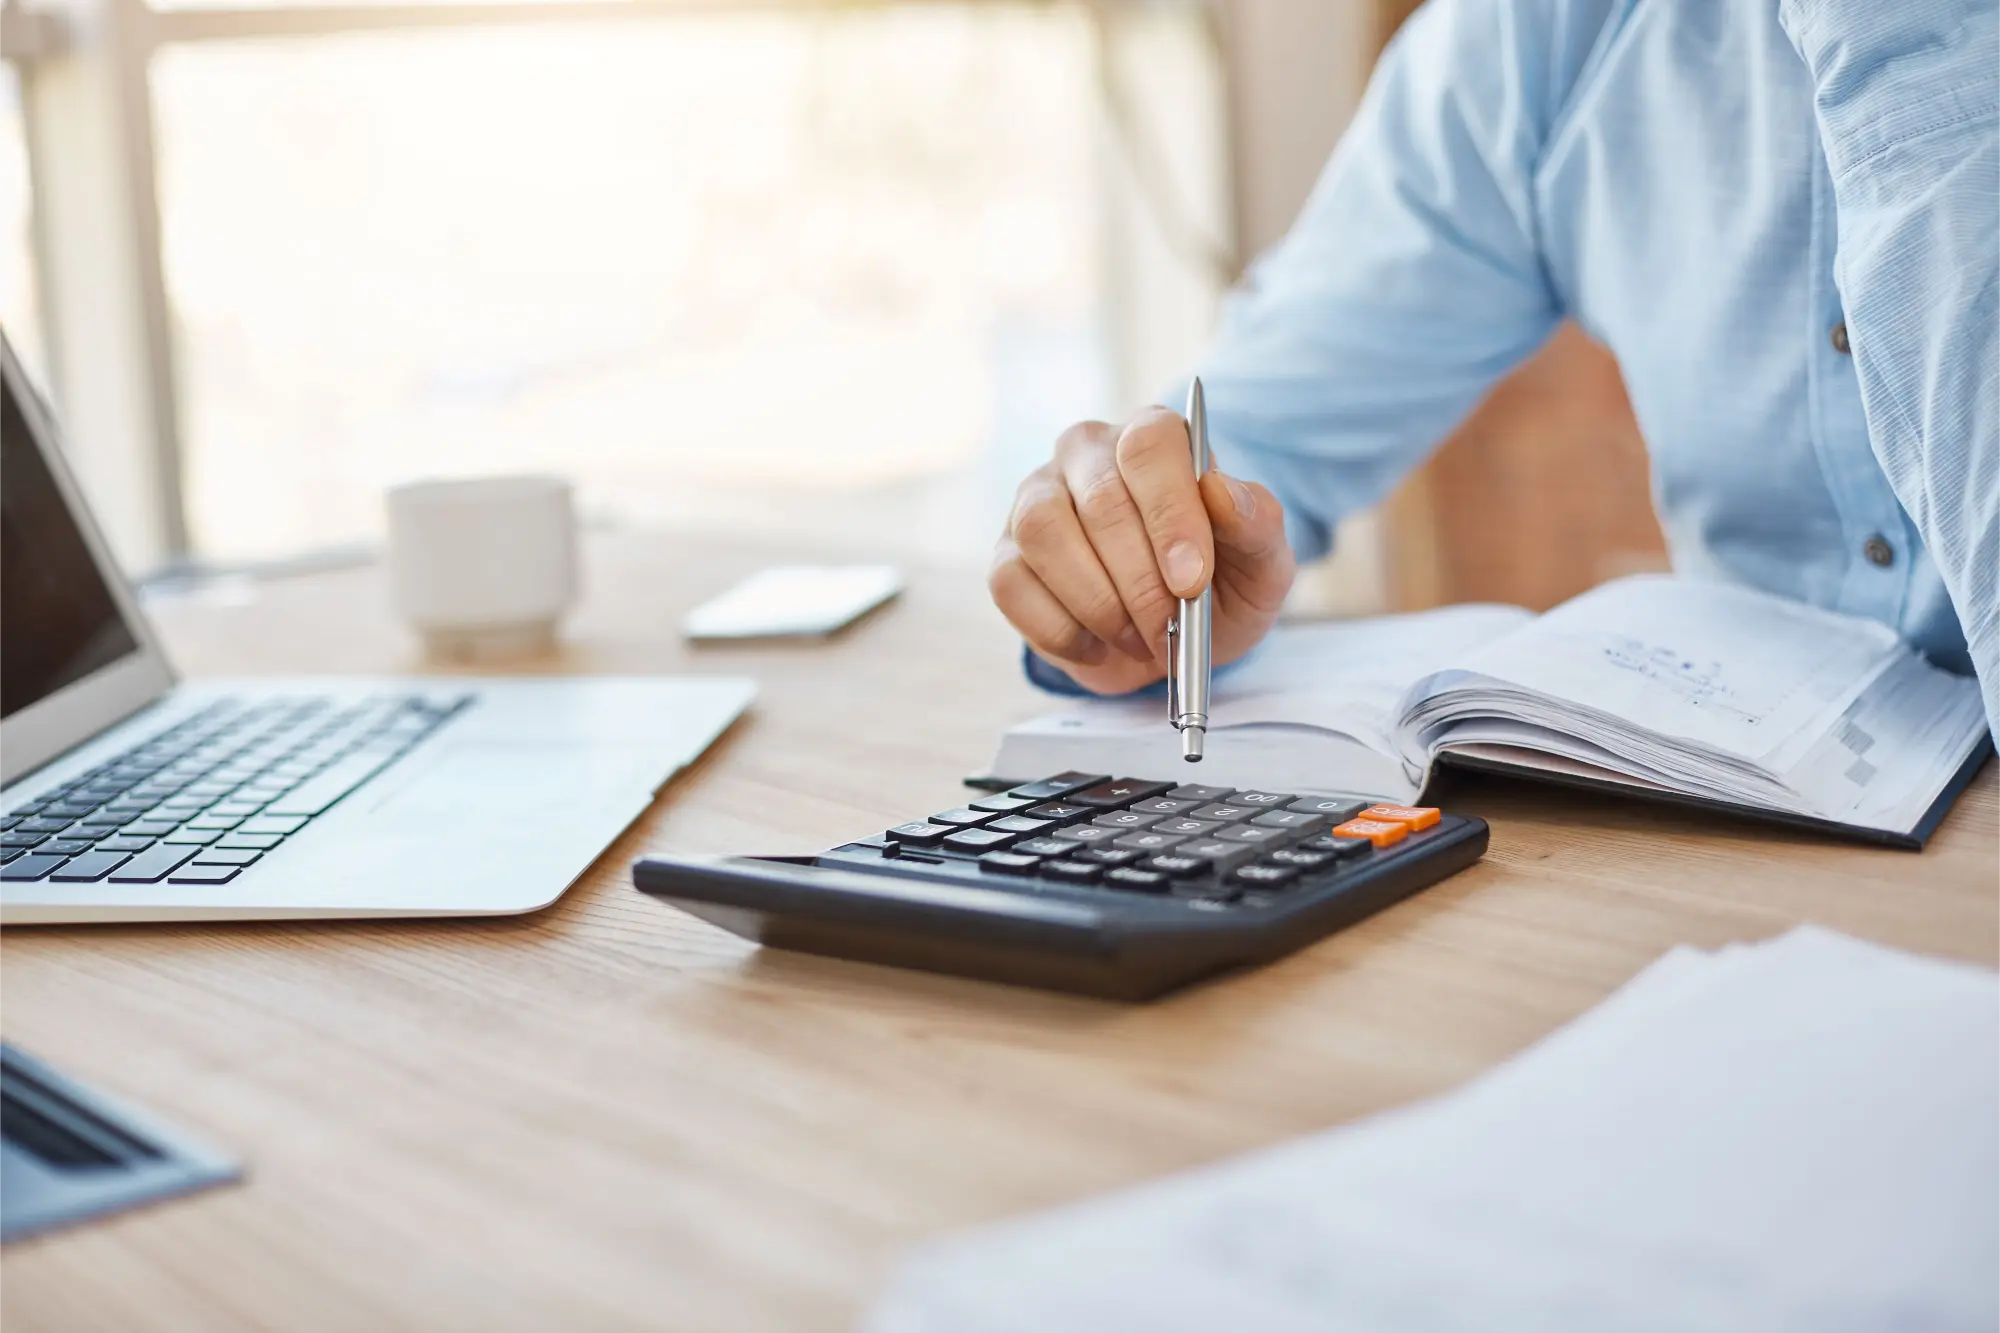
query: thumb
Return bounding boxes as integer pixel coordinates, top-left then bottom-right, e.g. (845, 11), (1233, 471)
(1200, 471), (1294, 614)
(1200, 471), (1287, 564)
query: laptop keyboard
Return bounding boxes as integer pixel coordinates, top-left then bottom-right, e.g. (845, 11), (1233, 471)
(0, 693), (471, 887)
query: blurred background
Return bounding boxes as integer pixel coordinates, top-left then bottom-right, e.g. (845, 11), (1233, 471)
(1, 0), (1664, 617)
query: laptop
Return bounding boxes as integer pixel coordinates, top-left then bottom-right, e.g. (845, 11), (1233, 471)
(0, 330), (754, 924)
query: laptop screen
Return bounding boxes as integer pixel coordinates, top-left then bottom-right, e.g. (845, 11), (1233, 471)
(1, 367), (143, 720)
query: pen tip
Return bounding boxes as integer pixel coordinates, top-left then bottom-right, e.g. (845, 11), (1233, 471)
(1182, 727), (1204, 762)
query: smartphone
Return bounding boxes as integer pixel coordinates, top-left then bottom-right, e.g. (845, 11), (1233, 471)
(683, 565), (903, 643)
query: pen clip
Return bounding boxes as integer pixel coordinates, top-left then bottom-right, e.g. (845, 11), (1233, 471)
(1165, 616), (1181, 730)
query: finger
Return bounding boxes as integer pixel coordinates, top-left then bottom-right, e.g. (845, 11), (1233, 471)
(988, 538), (1110, 668)
(1008, 474), (1151, 662)
(1058, 439), (1179, 664)
(1115, 408), (1214, 599)
(1201, 472), (1295, 614)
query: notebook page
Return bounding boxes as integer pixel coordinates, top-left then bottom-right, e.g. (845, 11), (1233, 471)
(1441, 575), (1902, 765)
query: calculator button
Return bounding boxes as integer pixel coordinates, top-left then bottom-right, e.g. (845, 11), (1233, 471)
(1091, 810), (1161, 830)
(1104, 868), (1170, 893)
(1189, 804), (1257, 823)
(943, 827), (1017, 852)
(1113, 831), (1187, 853)
(1077, 848), (1145, 867)
(1213, 824), (1290, 847)
(1165, 783), (1235, 803)
(1127, 797), (1196, 816)
(1248, 810), (1324, 832)
(986, 815), (1054, 837)
(1227, 791), (1295, 808)
(1330, 817), (1408, 849)
(1231, 863), (1299, 888)
(885, 821), (951, 846)
(929, 807), (995, 827)
(1362, 804), (1442, 831)
(969, 793), (1038, 814)
(1298, 833), (1373, 859)
(1152, 818), (1220, 838)
(1144, 854), (1210, 879)
(1051, 824), (1124, 846)
(1026, 803), (1090, 823)
(978, 851), (1043, 875)
(1173, 839), (1255, 874)
(1040, 859), (1103, 885)
(1013, 837), (1078, 857)
(1268, 848), (1335, 870)
(1068, 779), (1176, 808)
(1007, 772), (1110, 801)
(1288, 796), (1368, 819)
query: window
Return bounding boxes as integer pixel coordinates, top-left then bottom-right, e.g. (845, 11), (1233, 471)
(155, 11), (1115, 561)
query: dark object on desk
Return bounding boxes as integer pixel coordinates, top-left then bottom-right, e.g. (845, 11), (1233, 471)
(0, 1043), (240, 1243)
(633, 772), (1487, 1000)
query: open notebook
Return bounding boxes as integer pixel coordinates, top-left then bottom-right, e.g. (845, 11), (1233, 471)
(988, 575), (1993, 848)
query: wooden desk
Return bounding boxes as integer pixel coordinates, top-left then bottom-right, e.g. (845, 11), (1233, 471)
(4, 531), (1994, 1331)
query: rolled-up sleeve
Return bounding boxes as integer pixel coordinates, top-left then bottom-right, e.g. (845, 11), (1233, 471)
(1176, 0), (1568, 563)
(1782, 0), (2000, 737)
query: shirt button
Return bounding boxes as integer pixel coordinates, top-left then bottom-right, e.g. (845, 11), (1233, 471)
(1863, 534), (1894, 567)
(1831, 322), (1850, 354)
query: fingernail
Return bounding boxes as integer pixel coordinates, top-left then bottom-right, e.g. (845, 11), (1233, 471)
(1116, 625), (1151, 661)
(1224, 475), (1254, 519)
(1070, 631), (1109, 665)
(1163, 541), (1204, 595)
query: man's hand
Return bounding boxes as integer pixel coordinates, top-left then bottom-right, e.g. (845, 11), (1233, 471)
(989, 408), (1296, 695)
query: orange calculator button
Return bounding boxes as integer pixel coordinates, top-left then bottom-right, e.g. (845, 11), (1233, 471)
(1361, 804), (1441, 832)
(1330, 817), (1408, 849)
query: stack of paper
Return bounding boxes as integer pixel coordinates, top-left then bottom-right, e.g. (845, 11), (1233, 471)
(870, 928), (1998, 1333)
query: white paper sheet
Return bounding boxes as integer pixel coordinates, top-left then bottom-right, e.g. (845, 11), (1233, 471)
(871, 929), (1999, 1333)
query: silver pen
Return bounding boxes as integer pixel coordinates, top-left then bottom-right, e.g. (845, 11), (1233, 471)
(1167, 378), (1213, 761)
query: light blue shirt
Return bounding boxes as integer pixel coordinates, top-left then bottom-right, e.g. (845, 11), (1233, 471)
(1147, 0), (1997, 737)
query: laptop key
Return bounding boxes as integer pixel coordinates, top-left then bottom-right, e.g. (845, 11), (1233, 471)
(49, 852), (133, 882)
(262, 750), (400, 817)
(0, 831), (48, 849)
(191, 847), (263, 867)
(107, 845), (199, 883)
(163, 828), (223, 845)
(40, 840), (95, 857)
(1, 854), (69, 881)
(93, 836), (156, 854)
(16, 818), (72, 835)
(236, 814), (308, 836)
(185, 814), (245, 830)
(168, 864), (242, 885)
(121, 821), (179, 838)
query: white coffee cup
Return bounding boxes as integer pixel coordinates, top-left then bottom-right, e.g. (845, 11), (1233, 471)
(385, 475), (578, 661)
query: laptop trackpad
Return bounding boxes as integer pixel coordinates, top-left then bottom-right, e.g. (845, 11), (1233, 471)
(366, 741), (657, 816)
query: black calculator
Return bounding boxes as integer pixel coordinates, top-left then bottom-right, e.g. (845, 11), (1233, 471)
(632, 772), (1488, 1000)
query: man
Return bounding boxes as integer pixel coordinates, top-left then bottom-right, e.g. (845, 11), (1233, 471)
(988, 0), (1999, 740)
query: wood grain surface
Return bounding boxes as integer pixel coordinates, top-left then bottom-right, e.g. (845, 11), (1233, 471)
(3, 530), (1993, 1332)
